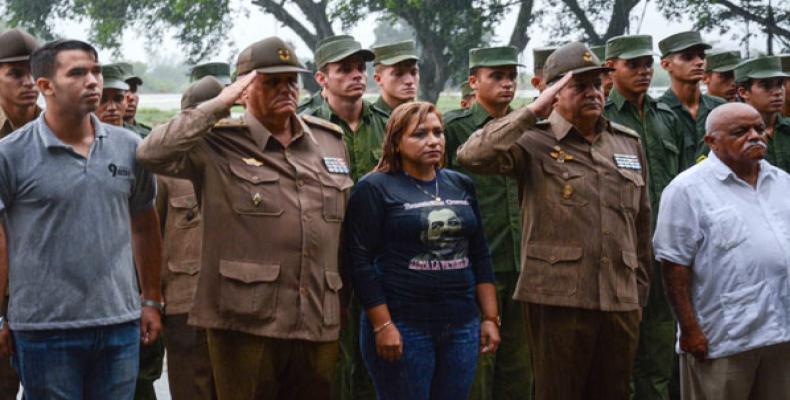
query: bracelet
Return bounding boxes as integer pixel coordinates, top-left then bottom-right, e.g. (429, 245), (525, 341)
(482, 315), (501, 328)
(141, 299), (165, 314)
(373, 320), (393, 334)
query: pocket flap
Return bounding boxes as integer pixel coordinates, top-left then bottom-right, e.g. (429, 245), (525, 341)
(219, 260), (280, 283)
(541, 160), (583, 180)
(622, 251), (638, 270)
(661, 138), (680, 155)
(319, 173), (353, 191)
(169, 194), (197, 209)
(325, 270), (343, 291)
(526, 243), (583, 264)
(228, 163), (279, 185)
(617, 169), (645, 186)
(168, 260), (201, 275)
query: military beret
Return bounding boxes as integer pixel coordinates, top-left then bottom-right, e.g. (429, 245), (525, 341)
(0, 28), (39, 63)
(314, 35), (374, 69)
(237, 36), (310, 76)
(372, 40), (419, 66)
(181, 76), (225, 110)
(734, 56), (789, 83)
(116, 62), (143, 87)
(461, 81), (474, 97)
(191, 62), (232, 85)
(533, 47), (557, 72)
(101, 63), (130, 91)
(543, 42), (613, 85)
(778, 54), (790, 73)
(469, 46), (523, 69)
(605, 35), (653, 60)
(658, 31), (710, 58)
(705, 49), (741, 72)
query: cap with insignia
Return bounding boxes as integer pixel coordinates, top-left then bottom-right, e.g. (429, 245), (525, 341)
(237, 36), (310, 76)
(658, 31), (711, 58)
(605, 35), (653, 60)
(191, 62), (232, 85)
(0, 28), (39, 63)
(734, 56), (789, 83)
(533, 47), (557, 73)
(372, 40), (419, 66)
(461, 81), (474, 97)
(542, 42), (614, 85)
(469, 46), (524, 69)
(102, 63), (130, 91)
(589, 45), (606, 64)
(181, 76), (225, 110)
(116, 62), (143, 87)
(778, 54), (790, 73)
(705, 49), (741, 72)
(314, 35), (374, 69)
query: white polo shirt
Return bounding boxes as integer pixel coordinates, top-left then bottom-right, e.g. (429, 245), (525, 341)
(653, 151), (790, 359)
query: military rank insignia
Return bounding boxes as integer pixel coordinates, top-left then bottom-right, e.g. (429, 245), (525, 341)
(613, 154), (641, 170)
(323, 157), (350, 174)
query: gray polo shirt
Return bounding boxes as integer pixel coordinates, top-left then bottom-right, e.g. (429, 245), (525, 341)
(0, 113), (156, 330)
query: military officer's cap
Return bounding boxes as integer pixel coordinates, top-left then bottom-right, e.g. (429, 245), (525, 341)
(0, 28), (39, 63)
(236, 36), (310, 76)
(543, 42), (613, 85)
(605, 35), (654, 60)
(658, 31), (710, 58)
(778, 54), (790, 73)
(461, 81), (474, 97)
(734, 56), (789, 83)
(191, 62), (232, 85)
(469, 46), (524, 69)
(372, 40), (419, 66)
(102, 63), (130, 91)
(705, 49), (741, 72)
(533, 47), (557, 71)
(589, 45), (606, 64)
(181, 76), (225, 110)
(117, 62), (143, 86)
(314, 35), (374, 69)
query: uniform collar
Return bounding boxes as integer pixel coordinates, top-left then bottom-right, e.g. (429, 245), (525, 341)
(373, 96), (393, 115)
(608, 87), (656, 112)
(706, 150), (776, 182)
(661, 87), (716, 109)
(245, 110), (307, 149)
(547, 109), (606, 141)
(0, 104), (41, 136)
(469, 102), (497, 127)
(318, 98), (374, 129)
(37, 113), (107, 149)
(773, 113), (790, 132)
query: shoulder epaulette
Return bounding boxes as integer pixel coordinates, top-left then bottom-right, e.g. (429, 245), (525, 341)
(301, 114), (344, 136)
(656, 102), (674, 113)
(443, 108), (472, 124)
(610, 121), (641, 139)
(213, 116), (247, 128)
(370, 104), (390, 117)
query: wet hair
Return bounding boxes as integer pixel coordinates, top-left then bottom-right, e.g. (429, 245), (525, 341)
(30, 39), (98, 79)
(375, 101), (443, 173)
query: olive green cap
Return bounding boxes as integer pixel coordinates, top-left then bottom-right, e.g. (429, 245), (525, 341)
(605, 35), (653, 60)
(778, 54), (790, 73)
(543, 42), (613, 85)
(705, 49), (741, 72)
(533, 47), (557, 71)
(658, 31), (710, 58)
(372, 40), (419, 66)
(590, 45), (606, 64)
(101, 63), (130, 91)
(469, 46), (523, 69)
(314, 35), (374, 69)
(191, 62), (231, 85)
(734, 56), (789, 83)
(181, 76), (225, 110)
(116, 62), (143, 86)
(0, 28), (39, 63)
(461, 81), (474, 97)
(236, 36), (309, 76)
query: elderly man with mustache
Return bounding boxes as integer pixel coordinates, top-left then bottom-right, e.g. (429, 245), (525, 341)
(654, 102), (790, 400)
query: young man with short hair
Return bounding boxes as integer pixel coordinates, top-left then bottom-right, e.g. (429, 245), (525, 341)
(371, 40), (420, 116)
(530, 47), (556, 94)
(96, 63), (130, 127)
(119, 62), (151, 138)
(703, 49), (741, 102)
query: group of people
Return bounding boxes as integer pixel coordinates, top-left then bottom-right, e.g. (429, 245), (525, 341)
(0, 22), (787, 400)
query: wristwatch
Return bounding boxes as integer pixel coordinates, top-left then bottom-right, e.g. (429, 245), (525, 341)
(141, 299), (165, 314)
(0, 315), (6, 330)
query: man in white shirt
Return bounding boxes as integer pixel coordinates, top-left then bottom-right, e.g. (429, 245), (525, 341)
(653, 102), (790, 400)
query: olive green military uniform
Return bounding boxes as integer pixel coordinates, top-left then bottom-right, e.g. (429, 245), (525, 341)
(371, 96), (393, 116)
(781, 55), (790, 118)
(767, 116), (790, 173)
(118, 63), (155, 142)
(604, 34), (686, 400)
(705, 49), (741, 74)
(298, 91), (325, 115)
(0, 27), (39, 400)
(657, 32), (725, 167)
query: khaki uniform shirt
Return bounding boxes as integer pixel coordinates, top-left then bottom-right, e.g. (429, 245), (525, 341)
(137, 98), (353, 342)
(0, 105), (40, 138)
(457, 109), (652, 311)
(156, 175), (203, 316)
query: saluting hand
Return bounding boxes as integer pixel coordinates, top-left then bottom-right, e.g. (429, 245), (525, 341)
(526, 71), (574, 119)
(216, 71), (258, 109)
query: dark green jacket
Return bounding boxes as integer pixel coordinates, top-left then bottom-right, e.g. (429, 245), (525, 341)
(303, 99), (388, 182)
(766, 114), (790, 173)
(658, 89), (725, 167)
(297, 91), (325, 115)
(605, 89), (684, 224)
(124, 121), (152, 139)
(372, 96), (393, 117)
(445, 102), (521, 273)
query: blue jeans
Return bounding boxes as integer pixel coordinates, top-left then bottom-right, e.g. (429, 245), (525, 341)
(11, 320), (140, 400)
(360, 315), (480, 400)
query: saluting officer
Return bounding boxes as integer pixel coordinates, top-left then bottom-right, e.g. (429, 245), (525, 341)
(137, 36), (353, 400)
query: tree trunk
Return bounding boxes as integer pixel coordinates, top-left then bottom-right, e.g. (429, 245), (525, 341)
(418, 41), (449, 104)
(509, 0), (536, 52)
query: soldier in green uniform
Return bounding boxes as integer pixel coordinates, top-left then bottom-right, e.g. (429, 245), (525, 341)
(296, 37), (345, 115)
(302, 34), (387, 400)
(190, 62), (232, 85)
(371, 40), (420, 116)
(531, 47), (557, 93)
(703, 50), (741, 102)
(118, 62), (152, 138)
(460, 81), (476, 109)
(444, 46), (532, 400)
(603, 34), (685, 400)
(780, 54), (790, 117)
(591, 45), (613, 97)
(658, 31), (726, 166)
(734, 56), (790, 173)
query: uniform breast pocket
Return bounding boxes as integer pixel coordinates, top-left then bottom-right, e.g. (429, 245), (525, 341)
(319, 173), (353, 222)
(617, 169), (645, 213)
(218, 260), (280, 320)
(169, 194), (200, 229)
(228, 162), (283, 216)
(541, 160), (587, 207)
(707, 207), (747, 250)
(323, 270), (344, 326)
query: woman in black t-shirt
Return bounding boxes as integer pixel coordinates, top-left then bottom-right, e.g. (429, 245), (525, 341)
(343, 102), (500, 400)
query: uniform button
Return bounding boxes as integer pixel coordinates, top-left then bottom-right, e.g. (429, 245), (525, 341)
(298, 180), (305, 187)
(602, 230), (610, 235)
(299, 286), (307, 295)
(562, 172), (569, 179)
(601, 256), (609, 264)
(303, 215), (309, 221)
(252, 175), (259, 181)
(186, 210), (195, 220)
(549, 255), (557, 262)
